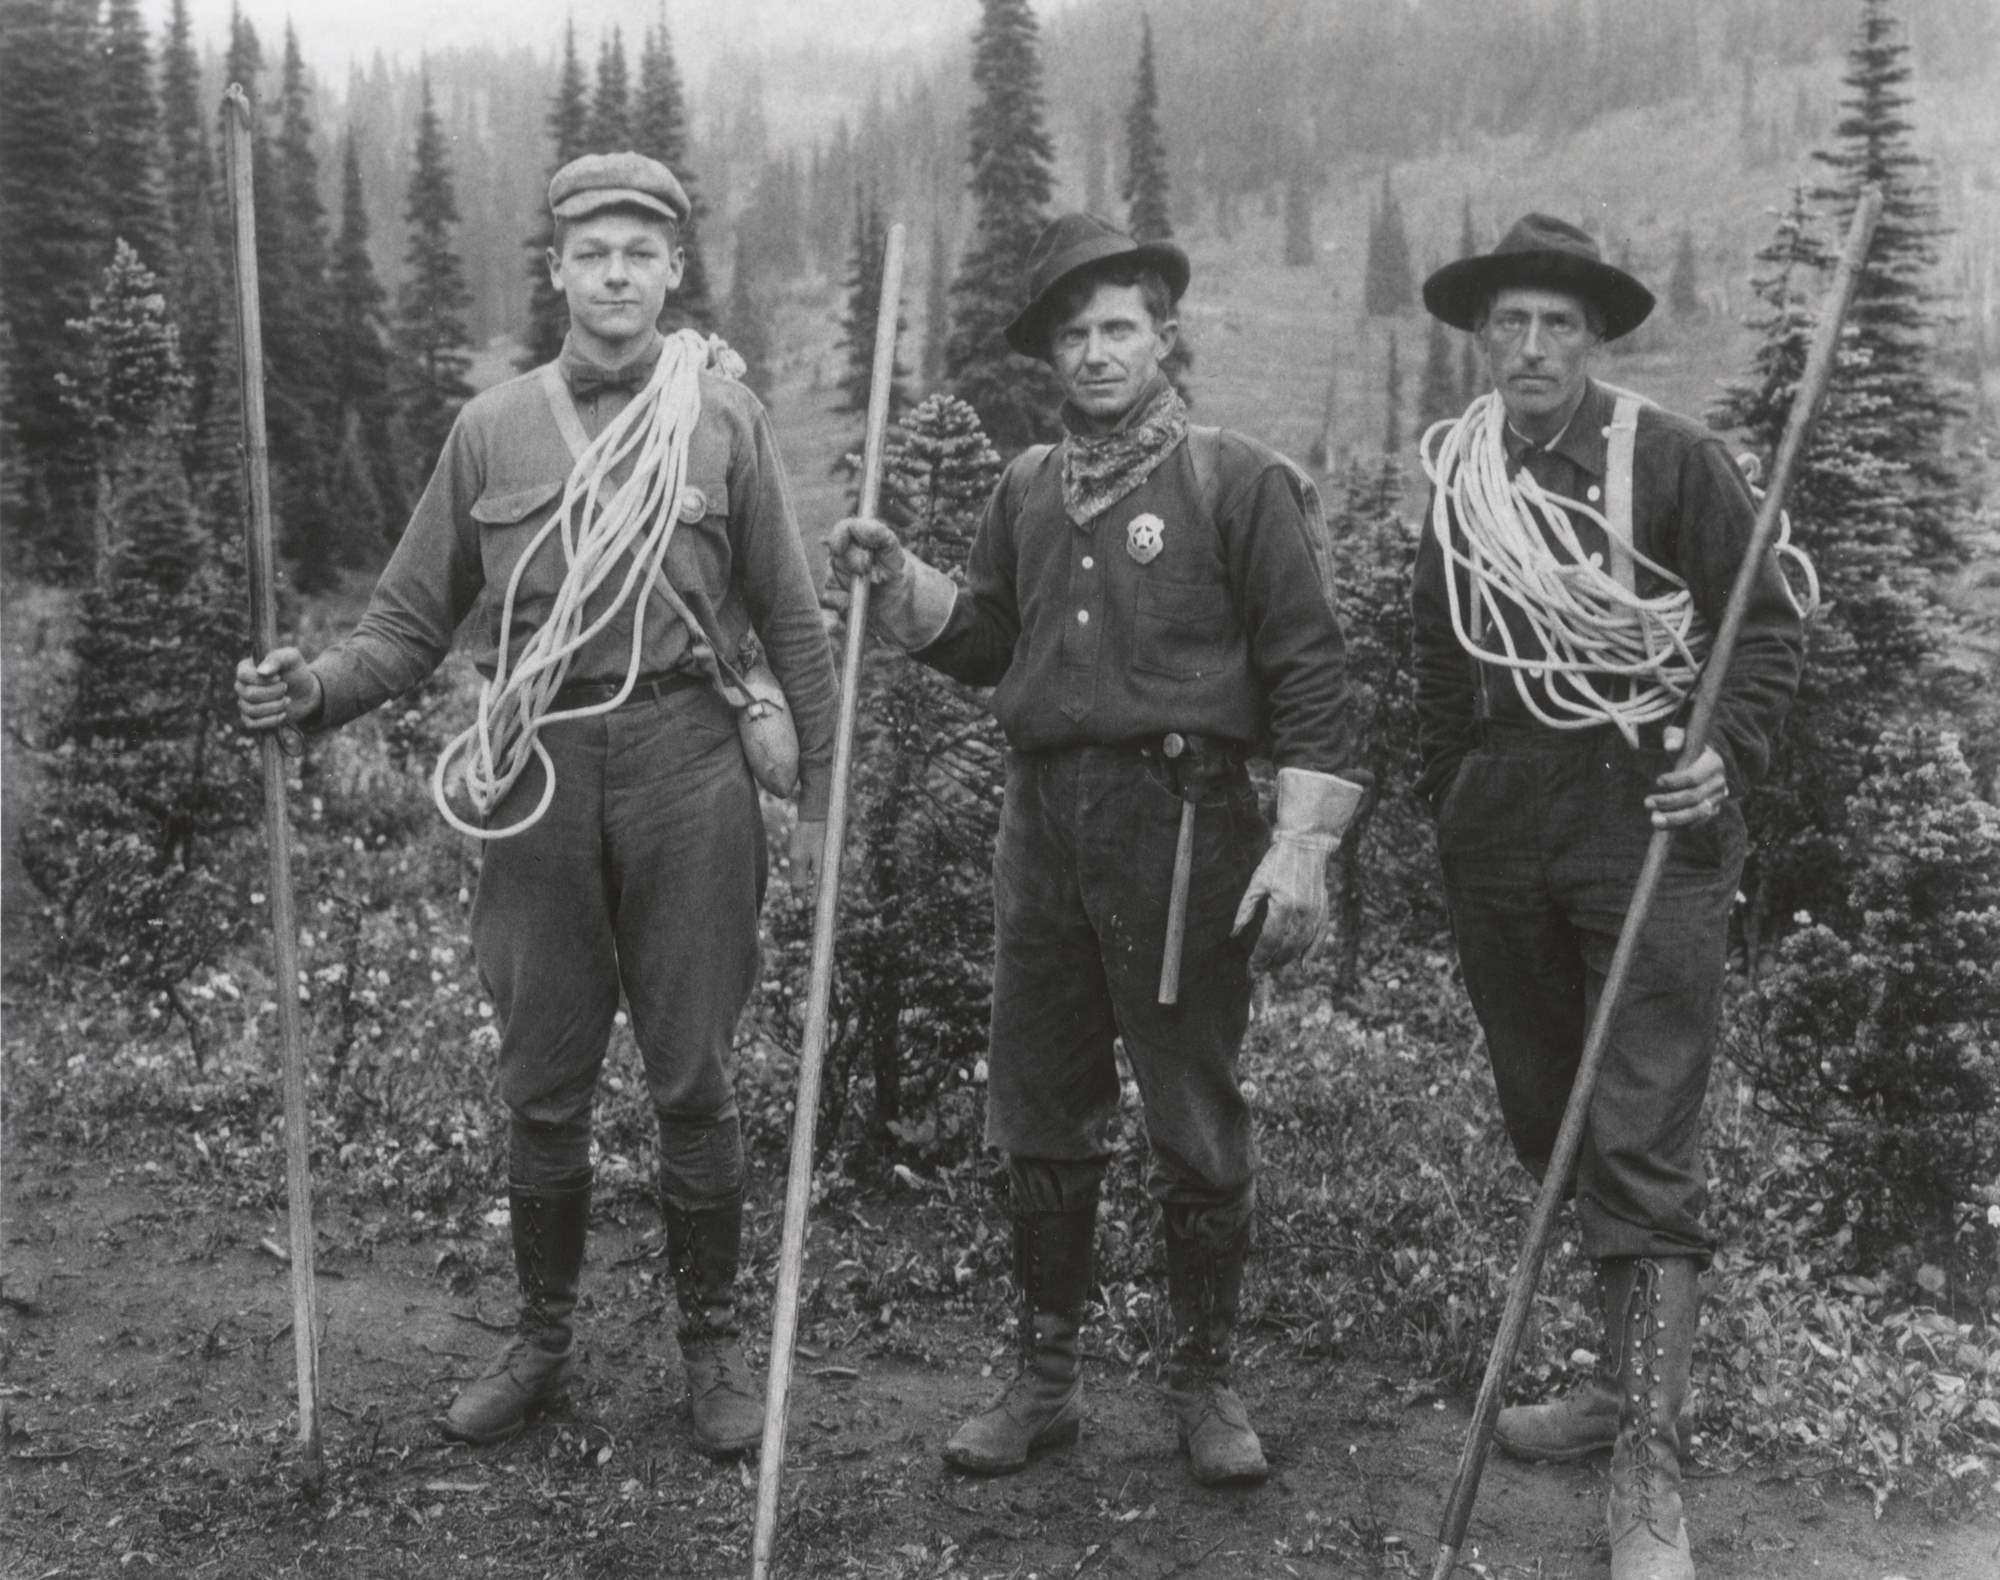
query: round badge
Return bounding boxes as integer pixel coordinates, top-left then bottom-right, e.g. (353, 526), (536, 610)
(1126, 512), (1165, 565)
(677, 486), (708, 523)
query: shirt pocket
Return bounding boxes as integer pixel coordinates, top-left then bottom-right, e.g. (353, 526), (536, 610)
(470, 480), (566, 605)
(662, 475), (733, 604)
(1131, 575), (1237, 681)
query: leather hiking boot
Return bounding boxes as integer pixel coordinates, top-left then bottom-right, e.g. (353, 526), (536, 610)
(1167, 1376), (1268, 1486)
(663, 1193), (765, 1457)
(945, 1311), (1083, 1473)
(943, 1201), (1095, 1475)
(1163, 1206), (1267, 1487)
(1608, 1258), (1699, 1580)
(442, 1177), (590, 1444)
(1497, 1259), (1638, 1463)
(442, 1336), (572, 1445)
(682, 1333), (765, 1456)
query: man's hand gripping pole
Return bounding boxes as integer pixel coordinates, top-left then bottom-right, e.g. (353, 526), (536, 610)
(751, 221), (908, 1580)
(1424, 186), (1882, 1580)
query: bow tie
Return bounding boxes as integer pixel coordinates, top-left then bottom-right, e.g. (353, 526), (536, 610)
(568, 360), (653, 400)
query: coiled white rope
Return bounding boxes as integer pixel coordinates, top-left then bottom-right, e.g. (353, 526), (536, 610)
(1420, 393), (1815, 745)
(431, 329), (719, 840)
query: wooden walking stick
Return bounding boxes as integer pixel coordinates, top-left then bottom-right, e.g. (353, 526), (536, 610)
(1425, 185), (1882, 1580)
(750, 219), (908, 1580)
(223, 82), (325, 1494)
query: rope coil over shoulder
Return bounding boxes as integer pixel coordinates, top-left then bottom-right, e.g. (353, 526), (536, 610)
(1419, 392), (1816, 745)
(431, 330), (738, 840)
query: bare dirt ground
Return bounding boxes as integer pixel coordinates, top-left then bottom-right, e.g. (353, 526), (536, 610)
(4, 1140), (1996, 1580)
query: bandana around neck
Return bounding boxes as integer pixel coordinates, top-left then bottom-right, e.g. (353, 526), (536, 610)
(1059, 377), (1189, 527)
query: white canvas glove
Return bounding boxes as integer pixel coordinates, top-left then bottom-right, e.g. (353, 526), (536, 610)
(1231, 766), (1368, 972)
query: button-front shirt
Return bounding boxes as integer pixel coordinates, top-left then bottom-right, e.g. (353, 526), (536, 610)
(914, 429), (1360, 773)
(1411, 378), (1804, 807)
(306, 332), (840, 816)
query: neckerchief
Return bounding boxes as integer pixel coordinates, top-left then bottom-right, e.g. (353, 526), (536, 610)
(1059, 375), (1188, 527)
(560, 329), (665, 399)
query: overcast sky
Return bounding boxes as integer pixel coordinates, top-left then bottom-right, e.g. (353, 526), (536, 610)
(139, 0), (1082, 88)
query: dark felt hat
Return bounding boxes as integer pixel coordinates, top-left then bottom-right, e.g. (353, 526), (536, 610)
(1422, 212), (1654, 340)
(1003, 212), (1191, 360)
(548, 151), (690, 226)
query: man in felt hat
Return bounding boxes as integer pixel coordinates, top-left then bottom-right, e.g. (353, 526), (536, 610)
(234, 152), (839, 1455)
(1412, 214), (1806, 1579)
(828, 213), (1368, 1485)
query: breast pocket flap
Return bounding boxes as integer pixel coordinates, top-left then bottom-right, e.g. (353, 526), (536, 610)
(470, 480), (564, 526)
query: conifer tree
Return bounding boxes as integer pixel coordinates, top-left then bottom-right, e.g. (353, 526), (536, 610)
(0, 0), (110, 567)
(635, 17), (714, 333)
(266, 23), (343, 591)
(1325, 455), (1441, 989)
(836, 190), (909, 478)
(1122, 13), (1171, 242)
(396, 71), (476, 485)
(1381, 328), (1402, 455)
(1711, 183), (1940, 951)
(1457, 195), (1482, 405)
(23, 239), (255, 1052)
(1811, 0), (1965, 560)
(724, 256), (773, 403)
(58, 239), (192, 580)
(777, 393), (1005, 1158)
(1282, 161), (1315, 267)
(521, 19), (590, 370)
(922, 215), (951, 391)
(589, 30), (631, 151)
(1083, 105), (1108, 218)
(1417, 310), (1457, 432)
(332, 132), (405, 548)
(944, 0), (1060, 453)
(1363, 169), (1414, 315)
(96, 0), (170, 273)
(160, 0), (209, 266)
(1668, 224), (1702, 318)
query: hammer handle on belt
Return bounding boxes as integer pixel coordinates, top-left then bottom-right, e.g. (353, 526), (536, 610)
(1158, 799), (1197, 1005)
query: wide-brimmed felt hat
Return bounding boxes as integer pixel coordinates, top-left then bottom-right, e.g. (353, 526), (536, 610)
(1003, 212), (1191, 360)
(1422, 212), (1654, 340)
(549, 150), (690, 226)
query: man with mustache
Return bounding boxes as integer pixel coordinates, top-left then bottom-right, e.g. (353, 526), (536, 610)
(1413, 214), (1806, 1580)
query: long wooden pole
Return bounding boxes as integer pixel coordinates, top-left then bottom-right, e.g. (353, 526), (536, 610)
(223, 83), (324, 1494)
(1425, 187), (1882, 1580)
(750, 220), (908, 1580)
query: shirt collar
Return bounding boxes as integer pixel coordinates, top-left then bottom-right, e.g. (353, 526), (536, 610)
(559, 329), (665, 392)
(1502, 378), (1613, 478)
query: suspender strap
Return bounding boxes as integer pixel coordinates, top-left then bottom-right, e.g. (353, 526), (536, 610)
(1602, 394), (1641, 596)
(538, 362), (593, 463)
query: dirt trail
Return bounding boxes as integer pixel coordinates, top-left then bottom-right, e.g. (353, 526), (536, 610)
(4, 1143), (1995, 1580)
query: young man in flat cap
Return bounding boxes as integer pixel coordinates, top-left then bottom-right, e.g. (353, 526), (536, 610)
(829, 213), (1367, 1485)
(235, 152), (839, 1455)
(1413, 214), (1806, 1580)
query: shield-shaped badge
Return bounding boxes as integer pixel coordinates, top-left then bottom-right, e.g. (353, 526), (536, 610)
(1126, 512), (1165, 565)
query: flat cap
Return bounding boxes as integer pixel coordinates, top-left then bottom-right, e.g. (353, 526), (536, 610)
(548, 151), (690, 226)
